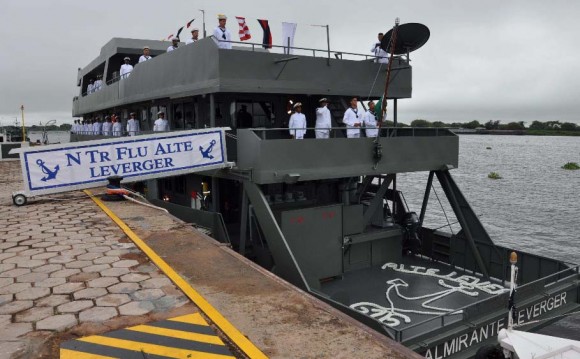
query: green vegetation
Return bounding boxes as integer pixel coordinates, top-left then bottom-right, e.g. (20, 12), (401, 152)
(562, 162), (580, 170)
(488, 172), (502, 179)
(405, 119), (580, 136)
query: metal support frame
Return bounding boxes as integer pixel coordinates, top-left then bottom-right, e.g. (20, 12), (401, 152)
(209, 93), (215, 127)
(242, 180), (310, 290)
(238, 187), (249, 255)
(419, 171), (434, 226)
(362, 174), (394, 226)
(435, 170), (489, 279)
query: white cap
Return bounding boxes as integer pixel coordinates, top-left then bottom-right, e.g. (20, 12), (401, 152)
(157, 111), (165, 115)
(123, 56), (130, 61)
(293, 102), (302, 109)
(171, 37), (179, 41)
(143, 45), (150, 49)
(319, 98), (328, 103)
(191, 28), (199, 32)
(217, 14), (227, 20)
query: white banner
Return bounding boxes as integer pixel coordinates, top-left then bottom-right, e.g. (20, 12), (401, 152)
(16, 128), (231, 196)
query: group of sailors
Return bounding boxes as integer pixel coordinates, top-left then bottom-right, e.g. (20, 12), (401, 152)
(289, 97), (380, 139)
(86, 75), (104, 94)
(71, 111), (169, 136)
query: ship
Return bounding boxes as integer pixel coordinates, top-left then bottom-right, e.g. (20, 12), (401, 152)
(70, 22), (580, 358)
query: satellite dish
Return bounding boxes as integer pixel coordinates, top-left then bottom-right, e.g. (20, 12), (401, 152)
(380, 23), (430, 55)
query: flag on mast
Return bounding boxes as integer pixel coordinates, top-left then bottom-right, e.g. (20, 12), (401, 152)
(235, 16), (252, 41)
(166, 34), (174, 40)
(176, 26), (184, 40)
(257, 19), (272, 49)
(186, 18), (195, 28)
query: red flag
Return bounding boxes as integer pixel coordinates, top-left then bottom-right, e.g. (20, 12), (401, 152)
(186, 18), (195, 28)
(258, 19), (272, 49)
(166, 33), (174, 40)
(235, 16), (251, 41)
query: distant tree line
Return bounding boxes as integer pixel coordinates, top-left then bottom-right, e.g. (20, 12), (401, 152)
(404, 119), (579, 132)
(24, 124), (72, 131)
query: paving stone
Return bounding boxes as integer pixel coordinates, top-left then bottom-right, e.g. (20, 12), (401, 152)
(100, 267), (130, 277)
(60, 249), (87, 256)
(74, 288), (107, 300)
(87, 246), (111, 253)
(79, 307), (117, 323)
(77, 252), (104, 261)
(1, 283), (32, 294)
(88, 277), (119, 288)
(0, 314), (12, 325)
(0, 268), (31, 278)
(33, 264), (64, 273)
(107, 282), (139, 294)
(96, 294), (131, 307)
(18, 248), (46, 257)
(0, 242), (17, 250)
(31, 252), (59, 260)
(0, 294), (13, 305)
(69, 272), (100, 282)
(131, 289), (165, 301)
(53, 282), (85, 294)
(32, 241), (55, 248)
(82, 264), (111, 273)
(15, 287), (50, 301)
(120, 273), (150, 283)
(58, 300), (94, 313)
(5, 246), (29, 253)
(15, 272), (49, 283)
(0, 263), (16, 272)
(14, 306), (54, 322)
(19, 238), (43, 246)
(36, 314), (77, 331)
(0, 322), (33, 340)
(141, 277), (173, 289)
(93, 256), (119, 265)
(50, 268), (80, 278)
(135, 264), (158, 273)
(105, 249), (133, 256)
(71, 243), (96, 250)
(36, 277), (67, 288)
(48, 255), (76, 264)
(64, 260), (92, 269)
(119, 301), (155, 316)
(0, 253), (16, 262)
(0, 340), (26, 357)
(0, 277), (14, 288)
(112, 260), (139, 268)
(36, 295), (69, 307)
(0, 300), (33, 314)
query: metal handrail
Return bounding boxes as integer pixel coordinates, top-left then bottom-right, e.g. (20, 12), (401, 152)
(395, 264), (580, 342)
(247, 127), (451, 139)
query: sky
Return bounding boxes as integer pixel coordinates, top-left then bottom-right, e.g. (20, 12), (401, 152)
(1, 0), (579, 126)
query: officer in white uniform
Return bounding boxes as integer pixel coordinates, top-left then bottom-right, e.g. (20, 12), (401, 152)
(288, 103), (307, 139)
(342, 97), (362, 138)
(112, 117), (123, 136)
(371, 33), (389, 64)
(315, 98), (332, 139)
(102, 116), (112, 136)
(86, 79), (94, 95)
(120, 57), (133, 79)
(93, 75), (103, 92)
(167, 38), (179, 52)
(126, 112), (140, 136)
(153, 111), (169, 132)
(82, 120), (91, 134)
(139, 46), (152, 63)
(185, 28), (199, 45)
(363, 101), (379, 138)
(213, 14), (232, 49)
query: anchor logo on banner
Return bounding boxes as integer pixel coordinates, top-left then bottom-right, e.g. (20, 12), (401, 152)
(199, 140), (216, 160)
(36, 159), (60, 182)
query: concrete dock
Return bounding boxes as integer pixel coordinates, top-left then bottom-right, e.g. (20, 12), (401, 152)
(0, 159), (421, 359)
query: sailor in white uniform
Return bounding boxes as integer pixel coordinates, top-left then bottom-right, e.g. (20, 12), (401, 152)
(93, 74), (103, 92)
(112, 117), (123, 136)
(153, 111), (169, 132)
(120, 57), (133, 79)
(126, 112), (140, 136)
(342, 97), (362, 138)
(288, 102), (307, 139)
(92, 119), (100, 135)
(315, 98), (332, 139)
(167, 38), (179, 52)
(139, 46), (152, 63)
(102, 116), (112, 136)
(213, 14), (232, 49)
(363, 101), (379, 138)
(185, 28), (199, 45)
(86, 79), (94, 95)
(82, 120), (91, 134)
(371, 33), (389, 64)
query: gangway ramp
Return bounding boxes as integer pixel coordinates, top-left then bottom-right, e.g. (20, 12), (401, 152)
(9, 128), (232, 206)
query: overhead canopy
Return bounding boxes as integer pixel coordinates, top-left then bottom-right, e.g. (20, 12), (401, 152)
(380, 23), (430, 55)
(498, 329), (580, 359)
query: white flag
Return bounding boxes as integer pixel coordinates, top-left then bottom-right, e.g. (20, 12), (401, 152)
(281, 22), (297, 54)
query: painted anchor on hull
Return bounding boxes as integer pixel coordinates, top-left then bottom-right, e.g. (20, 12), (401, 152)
(36, 159), (60, 181)
(199, 140), (216, 160)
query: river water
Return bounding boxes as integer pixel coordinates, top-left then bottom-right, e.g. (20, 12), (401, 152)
(26, 132), (580, 338)
(398, 134), (580, 339)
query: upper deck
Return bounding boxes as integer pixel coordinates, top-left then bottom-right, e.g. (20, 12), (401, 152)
(72, 37), (412, 116)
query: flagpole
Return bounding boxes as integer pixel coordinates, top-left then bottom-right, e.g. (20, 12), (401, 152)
(311, 24), (331, 66)
(199, 9), (206, 38)
(20, 105), (26, 143)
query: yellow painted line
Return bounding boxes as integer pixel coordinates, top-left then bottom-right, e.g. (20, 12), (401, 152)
(78, 336), (235, 359)
(85, 190), (268, 359)
(60, 348), (116, 359)
(126, 324), (225, 345)
(168, 313), (209, 326)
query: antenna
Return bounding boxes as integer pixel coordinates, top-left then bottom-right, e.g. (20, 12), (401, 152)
(199, 9), (206, 38)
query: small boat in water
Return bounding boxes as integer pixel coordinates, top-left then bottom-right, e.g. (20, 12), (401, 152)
(0, 125), (29, 159)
